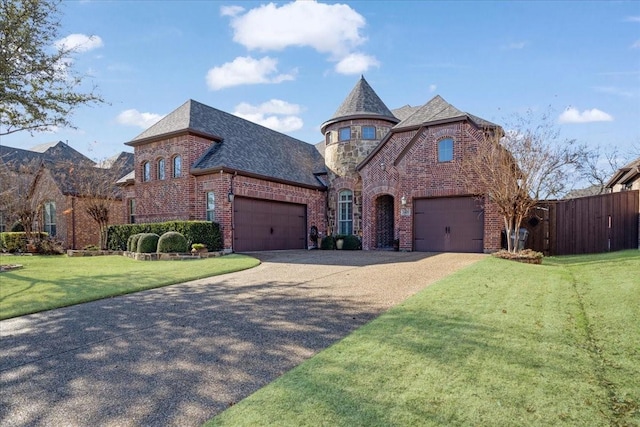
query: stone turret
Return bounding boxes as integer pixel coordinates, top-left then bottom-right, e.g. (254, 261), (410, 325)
(321, 76), (398, 236)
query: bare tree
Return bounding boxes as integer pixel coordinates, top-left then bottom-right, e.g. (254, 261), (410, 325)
(0, 0), (104, 136)
(460, 109), (589, 253)
(0, 158), (46, 238)
(60, 161), (127, 249)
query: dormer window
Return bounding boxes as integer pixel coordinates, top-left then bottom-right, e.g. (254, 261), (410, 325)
(339, 127), (351, 141)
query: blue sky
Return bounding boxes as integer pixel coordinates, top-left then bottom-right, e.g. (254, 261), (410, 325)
(2, 0), (639, 166)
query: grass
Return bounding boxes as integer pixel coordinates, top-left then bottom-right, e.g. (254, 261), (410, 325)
(207, 250), (640, 427)
(0, 254), (259, 320)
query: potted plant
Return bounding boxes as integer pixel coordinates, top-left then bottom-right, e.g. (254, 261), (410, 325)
(191, 243), (207, 254)
(335, 235), (345, 250)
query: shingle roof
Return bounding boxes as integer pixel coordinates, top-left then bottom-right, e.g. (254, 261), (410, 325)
(393, 95), (498, 130)
(605, 157), (640, 188)
(321, 76), (399, 133)
(0, 142), (94, 171)
(128, 100), (326, 189)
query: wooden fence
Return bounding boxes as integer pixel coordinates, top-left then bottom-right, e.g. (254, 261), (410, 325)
(524, 190), (639, 256)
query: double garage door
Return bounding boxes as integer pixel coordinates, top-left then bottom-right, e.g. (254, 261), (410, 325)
(233, 197), (307, 252)
(414, 197), (484, 253)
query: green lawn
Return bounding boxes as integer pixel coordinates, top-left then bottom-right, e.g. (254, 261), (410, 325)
(207, 250), (639, 427)
(0, 254), (259, 320)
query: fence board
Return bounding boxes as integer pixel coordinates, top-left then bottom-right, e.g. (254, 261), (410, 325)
(525, 190), (638, 256)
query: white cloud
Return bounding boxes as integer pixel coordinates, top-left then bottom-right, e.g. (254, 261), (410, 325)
(227, 1), (367, 57)
(220, 5), (244, 17)
(55, 34), (103, 52)
(335, 52), (380, 75)
(206, 56), (296, 90)
(558, 107), (614, 124)
(428, 84), (437, 93)
(233, 99), (304, 132)
(116, 109), (165, 128)
(503, 41), (527, 50)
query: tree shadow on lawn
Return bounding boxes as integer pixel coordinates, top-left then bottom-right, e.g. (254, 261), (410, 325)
(0, 276), (395, 427)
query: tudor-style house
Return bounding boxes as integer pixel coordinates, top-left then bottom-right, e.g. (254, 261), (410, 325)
(121, 77), (503, 253)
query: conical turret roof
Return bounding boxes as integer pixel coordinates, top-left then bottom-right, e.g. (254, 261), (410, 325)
(321, 76), (399, 133)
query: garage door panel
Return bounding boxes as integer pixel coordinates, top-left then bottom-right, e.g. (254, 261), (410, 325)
(234, 198), (306, 252)
(414, 197), (484, 253)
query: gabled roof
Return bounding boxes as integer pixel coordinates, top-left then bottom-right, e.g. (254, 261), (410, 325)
(127, 100), (326, 189)
(392, 105), (421, 121)
(393, 95), (498, 130)
(605, 157), (640, 188)
(321, 76), (399, 133)
(0, 141), (94, 171)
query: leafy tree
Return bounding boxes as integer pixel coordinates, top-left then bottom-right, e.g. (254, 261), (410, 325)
(460, 109), (589, 253)
(0, 0), (104, 136)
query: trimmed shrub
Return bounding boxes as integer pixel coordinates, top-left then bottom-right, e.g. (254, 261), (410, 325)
(107, 221), (222, 252)
(320, 235), (335, 250)
(128, 233), (143, 252)
(0, 232), (48, 253)
(137, 233), (159, 253)
(342, 234), (362, 250)
(10, 222), (24, 232)
(157, 231), (188, 253)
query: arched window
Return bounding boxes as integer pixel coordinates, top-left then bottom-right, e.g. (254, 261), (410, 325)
(43, 201), (56, 237)
(142, 161), (150, 182)
(438, 138), (454, 162)
(338, 190), (353, 235)
(157, 158), (165, 180)
(173, 155), (182, 178)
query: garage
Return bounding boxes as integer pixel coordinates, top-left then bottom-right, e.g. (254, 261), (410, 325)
(233, 197), (307, 252)
(413, 197), (484, 253)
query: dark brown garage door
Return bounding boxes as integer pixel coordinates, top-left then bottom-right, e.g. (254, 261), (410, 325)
(233, 198), (307, 252)
(414, 197), (484, 253)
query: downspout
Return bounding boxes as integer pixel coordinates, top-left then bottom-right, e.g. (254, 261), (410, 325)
(72, 197), (76, 250)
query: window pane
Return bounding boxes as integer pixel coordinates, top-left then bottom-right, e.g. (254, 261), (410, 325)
(339, 127), (351, 141)
(438, 138), (454, 162)
(206, 192), (215, 221)
(173, 156), (182, 178)
(338, 190), (353, 235)
(157, 159), (165, 180)
(143, 162), (150, 181)
(362, 126), (375, 139)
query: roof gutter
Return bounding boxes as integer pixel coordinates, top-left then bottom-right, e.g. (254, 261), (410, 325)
(190, 166), (327, 191)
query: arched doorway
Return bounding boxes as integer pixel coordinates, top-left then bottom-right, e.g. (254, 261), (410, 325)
(375, 195), (394, 249)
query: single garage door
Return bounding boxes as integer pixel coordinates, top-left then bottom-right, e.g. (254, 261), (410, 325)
(414, 197), (484, 253)
(234, 197), (307, 252)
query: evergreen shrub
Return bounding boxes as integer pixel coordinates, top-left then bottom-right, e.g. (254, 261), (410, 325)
(137, 233), (159, 253)
(157, 231), (188, 253)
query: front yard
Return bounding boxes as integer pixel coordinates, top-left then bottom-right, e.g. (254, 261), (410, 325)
(207, 250), (639, 426)
(0, 254), (259, 320)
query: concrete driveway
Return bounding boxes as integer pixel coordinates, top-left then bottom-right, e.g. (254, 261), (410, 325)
(0, 250), (484, 427)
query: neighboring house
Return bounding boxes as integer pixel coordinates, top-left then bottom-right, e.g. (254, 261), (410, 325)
(605, 157), (640, 249)
(0, 142), (133, 248)
(122, 77), (503, 253)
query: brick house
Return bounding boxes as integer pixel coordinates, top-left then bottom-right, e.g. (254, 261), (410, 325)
(0, 142), (132, 249)
(122, 77), (503, 253)
(605, 157), (640, 248)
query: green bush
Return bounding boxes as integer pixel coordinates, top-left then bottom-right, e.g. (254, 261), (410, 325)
(157, 231), (188, 253)
(128, 233), (143, 252)
(137, 233), (159, 253)
(10, 222), (24, 232)
(0, 232), (48, 253)
(320, 235), (335, 250)
(107, 221), (222, 252)
(342, 234), (362, 250)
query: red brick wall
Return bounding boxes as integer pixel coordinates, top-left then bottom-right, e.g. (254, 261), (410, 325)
(133, 133), (213, 223)
(360, 121), (502, 252)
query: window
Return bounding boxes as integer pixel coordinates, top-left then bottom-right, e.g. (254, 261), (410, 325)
(206, 192), (215, 221)
(338, 190), (353, 235)
(362, 126), (376, 140)
(43, 201), (56, 237)
(325, 132), (332, 144)
(438, 138), (454, 162)
(129, 199), (136, 224)
(157, 158), (165, 180)
(173, 155), (182, 178)
(339, 127), (351, 141)
(0, 212), (6, 232)
(142, 162), (150, 182)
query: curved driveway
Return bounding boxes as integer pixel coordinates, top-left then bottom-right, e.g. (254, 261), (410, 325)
(0, 250), (483, 427)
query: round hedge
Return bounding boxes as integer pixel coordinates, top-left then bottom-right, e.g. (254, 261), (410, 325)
(157, 231), (188, 253)
(137, 233), (160, 253)
(127, 234), (141, 252)
(320, 236), (335, 250)
(342, 234), (362, 250)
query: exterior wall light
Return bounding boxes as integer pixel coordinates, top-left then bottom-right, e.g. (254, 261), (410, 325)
(228, 192), (235, 203)
(401, 195), (407, 206)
